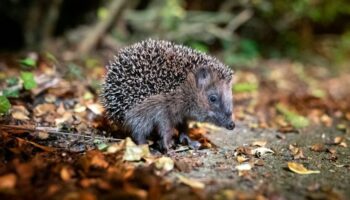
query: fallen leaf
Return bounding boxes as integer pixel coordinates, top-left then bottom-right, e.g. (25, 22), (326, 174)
(90, 154), (109, 168)
(123, 137), (151, 161)
(11, 105), (30, 120)
(251, 140), (267, 147)
(289, 144), (306, 160)
(11, 110), (30, 120)
(235, 163), (253, 171)
(87, 103), (104, 115)
(333, 136), (343, 144)
(234, 146), (253, 156)
(176, 174), (205, 189)
(34, 103), (56, 116)
(0, 173), (17, 189)
(287, 162), (320, 174)
(74, 104), (87, 113)
(60, 167), (73, 182)
(327, 148), (337, 154)
(155, 157), (174, 172)
(254, 159), (264, 166)
(310, 144), (325, 152)
(252, 147), (274, 158)
(236, 155), (249, 163)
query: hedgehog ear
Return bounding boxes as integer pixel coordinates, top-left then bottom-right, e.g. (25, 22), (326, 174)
(196, 68), (211, 89)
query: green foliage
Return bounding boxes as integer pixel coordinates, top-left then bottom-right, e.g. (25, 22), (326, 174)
(20, 57), (37, 68)
(223, 39), (260, 67)
(160, 0), (185, 30)
(66, 63), (83, 79)
(2, 88), (19, 98)
(233, 82), (258, 93)
(0, 95), (11, 114)
(6, 77), (19, 86)
(188, 41), (209, 53)
(276, 104), (310, 128)
(20, 71), (37, 90)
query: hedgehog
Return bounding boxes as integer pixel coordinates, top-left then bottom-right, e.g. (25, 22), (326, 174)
(101, 39), (235, 152)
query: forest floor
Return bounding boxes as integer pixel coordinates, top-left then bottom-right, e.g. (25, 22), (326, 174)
(167, 122), (350, 199)
(0, 54), (349, 199)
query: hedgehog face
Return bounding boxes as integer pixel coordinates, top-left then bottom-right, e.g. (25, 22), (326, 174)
(194, 68), (235, 130)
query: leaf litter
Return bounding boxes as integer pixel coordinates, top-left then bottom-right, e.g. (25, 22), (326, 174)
(0, 54), (349, 199)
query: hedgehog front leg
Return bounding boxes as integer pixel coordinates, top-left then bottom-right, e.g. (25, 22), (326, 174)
(177, 122), (201, 149)
(125, 115), (153, 145)
(157, 120), (175, 152)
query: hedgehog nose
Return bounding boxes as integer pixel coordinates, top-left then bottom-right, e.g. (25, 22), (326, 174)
(226, 121), (235, 130)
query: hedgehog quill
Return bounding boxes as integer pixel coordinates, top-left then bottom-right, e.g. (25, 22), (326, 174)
(101, 39), (235, 152)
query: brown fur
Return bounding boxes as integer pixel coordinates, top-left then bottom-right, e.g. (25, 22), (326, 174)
(124, 67), (234, 151)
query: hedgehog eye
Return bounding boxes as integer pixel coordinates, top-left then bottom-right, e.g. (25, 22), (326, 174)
(208, 95), (218, 103)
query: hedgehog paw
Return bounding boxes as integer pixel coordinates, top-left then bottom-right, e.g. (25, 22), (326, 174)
(179, 133), (201, 150)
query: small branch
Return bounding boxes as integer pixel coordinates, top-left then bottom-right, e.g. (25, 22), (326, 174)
(77, 0), (127, 55)
(226, 9), (253, 33)
(0, 124), (121, 142)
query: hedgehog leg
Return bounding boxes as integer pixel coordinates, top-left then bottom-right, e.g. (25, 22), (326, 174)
(157, 121), (175, 152)
(125, 116), (153, 145)
(177, 122), (201, 150)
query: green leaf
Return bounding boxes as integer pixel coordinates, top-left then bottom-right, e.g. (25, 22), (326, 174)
(276, 104), (310, 128)
(98, 7), (108, 20)
(233, 82), (258, 93)
(20, 71), (37, 90)
(44, 52), (58, 64)
(6, 77), (19, 86)
(0, 96), (11, 114)
(20, 58), (37, 68)
(189, 42), (209, 53)
(3, 88), (19, 98)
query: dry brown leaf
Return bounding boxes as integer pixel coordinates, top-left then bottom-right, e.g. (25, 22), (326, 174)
(234, 146), (253, 156)
(34, 103), (56, 116)
(90, 154), (109, 169)
(251, 140), (267, 147)
(334, 136), (343, 144)
(176, 174), (205, 189)
(236, 155), (249, 163)
(12, 111), (30, 121)
(60, 167), (73, 182)
(252, 147), (274, 158)
(339, 141), (347, 147)
(235, 163), (253, 171)
(320, 114), (333, 127)
(55, 112), (73, 125)
(155, 157), (174, 172)
(327, 148), (337, 154)
(289, 144), (306, 160)
(287, 162), (320, 174)
(37, 131), (49, 139)
(123, 137), (151, 161)
(11, 105), (30, 120)
(0, 173), (17, 189)
(86, 103), (104, 115)
(310, 143), (325, 152)
(56, 102), (66, 115)
(254, 159), (264, 166)
(74, 104), (87, 113)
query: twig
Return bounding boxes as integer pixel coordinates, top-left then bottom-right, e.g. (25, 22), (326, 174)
(226, 9), (253, 32)
(0, 124), (121, 142)
(77, 0), (127, 55)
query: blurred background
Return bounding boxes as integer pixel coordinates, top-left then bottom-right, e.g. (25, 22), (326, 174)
(1, 0), (350, 70)
(0, 0), (349, 129)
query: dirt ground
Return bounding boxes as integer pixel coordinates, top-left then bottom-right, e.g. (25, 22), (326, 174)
(165, 121), (350, 199)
